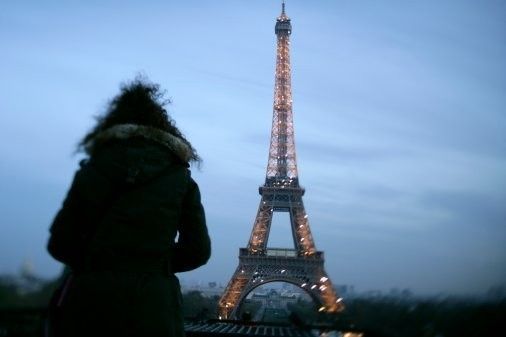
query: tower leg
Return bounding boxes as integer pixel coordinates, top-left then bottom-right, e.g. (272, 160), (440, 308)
(218, 266), (250, 319)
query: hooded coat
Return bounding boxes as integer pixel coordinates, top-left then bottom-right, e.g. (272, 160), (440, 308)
(47, 124), (211, 337)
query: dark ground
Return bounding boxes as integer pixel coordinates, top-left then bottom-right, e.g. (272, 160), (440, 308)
(1, 275), (504, 337)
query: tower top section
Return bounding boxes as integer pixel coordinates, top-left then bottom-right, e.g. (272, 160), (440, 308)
(266, 0), (297, 181)
(275, 1), (291, 35)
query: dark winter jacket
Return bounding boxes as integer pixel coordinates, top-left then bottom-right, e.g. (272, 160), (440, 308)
(47, 124), (210, 336)
(48, 123), (210, 273)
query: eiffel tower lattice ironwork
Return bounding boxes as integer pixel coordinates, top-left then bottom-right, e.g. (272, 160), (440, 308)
(218, 2), (344, 320)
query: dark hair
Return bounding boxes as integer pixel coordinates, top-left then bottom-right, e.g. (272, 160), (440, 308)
(78, 77), (200, 163)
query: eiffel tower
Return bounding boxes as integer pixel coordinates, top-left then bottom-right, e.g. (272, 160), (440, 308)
(218, 2), (344, 320)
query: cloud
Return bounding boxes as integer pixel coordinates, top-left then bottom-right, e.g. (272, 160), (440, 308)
(418, 189), (506, 232)
(297, 140), (412, 164)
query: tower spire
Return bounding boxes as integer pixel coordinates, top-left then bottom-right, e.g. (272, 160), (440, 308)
(271, 0), (294, 180)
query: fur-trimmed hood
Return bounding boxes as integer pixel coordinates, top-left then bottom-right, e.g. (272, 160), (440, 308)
(84, 124), (193, 163)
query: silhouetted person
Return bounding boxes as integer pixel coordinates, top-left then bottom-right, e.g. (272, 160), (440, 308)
(46, 78), (211, 337)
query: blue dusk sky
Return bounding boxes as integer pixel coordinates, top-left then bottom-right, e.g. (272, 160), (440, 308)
(1, 0), (505, 295)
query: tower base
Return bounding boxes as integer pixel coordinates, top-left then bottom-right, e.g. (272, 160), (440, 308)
(218, 248), (344, 319)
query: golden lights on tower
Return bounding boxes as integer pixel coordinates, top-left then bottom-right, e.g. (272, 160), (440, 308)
(218, 2), (344, 319)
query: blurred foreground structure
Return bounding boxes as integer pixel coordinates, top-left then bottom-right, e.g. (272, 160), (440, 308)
(218, 2), (343, 319)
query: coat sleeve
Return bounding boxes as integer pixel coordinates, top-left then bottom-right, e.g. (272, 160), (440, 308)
(47, 160), (114, 269)
(172, 175), (211, 273)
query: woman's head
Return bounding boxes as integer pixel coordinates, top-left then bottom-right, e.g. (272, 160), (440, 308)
(78, 77), (200, 163)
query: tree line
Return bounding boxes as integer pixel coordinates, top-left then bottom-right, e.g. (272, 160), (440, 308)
(1, 275), (504, 337)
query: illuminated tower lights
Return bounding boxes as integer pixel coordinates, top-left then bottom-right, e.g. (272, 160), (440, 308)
(218, 2), (344, 319)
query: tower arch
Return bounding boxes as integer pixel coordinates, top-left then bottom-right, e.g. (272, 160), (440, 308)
(234, 279), (323, 320)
